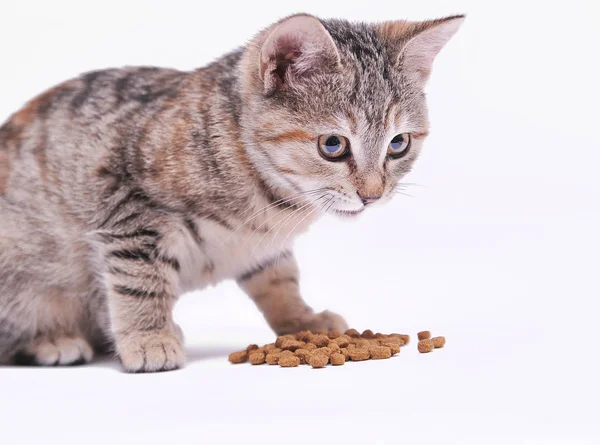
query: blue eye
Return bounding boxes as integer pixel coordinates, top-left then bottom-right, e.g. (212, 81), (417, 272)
(388, 133), (411, 158)
(318, 134), (349, 160)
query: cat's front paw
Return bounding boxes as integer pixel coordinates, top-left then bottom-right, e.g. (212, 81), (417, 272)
(277, 310), (348, 335)
(117, 331), (184, 373)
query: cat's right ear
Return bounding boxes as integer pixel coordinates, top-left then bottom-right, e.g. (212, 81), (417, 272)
(258, 14), (341, 95)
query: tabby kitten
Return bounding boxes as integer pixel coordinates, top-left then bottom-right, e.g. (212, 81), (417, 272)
(0, 13), (463, 372)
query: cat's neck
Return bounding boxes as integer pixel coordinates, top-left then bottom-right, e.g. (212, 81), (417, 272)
(137, 50), (315, 230)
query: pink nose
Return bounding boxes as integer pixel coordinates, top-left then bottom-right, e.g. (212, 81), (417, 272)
(358, 194), (381, 205)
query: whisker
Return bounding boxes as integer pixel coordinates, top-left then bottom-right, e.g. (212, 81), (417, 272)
(273, 195), (334, 267)
(243, 191), (326, 249)
(267, 192), (331, 248)
(225, 188), (327, 242)
(397, 182), (425, 188)
(249, 194), (328, 260)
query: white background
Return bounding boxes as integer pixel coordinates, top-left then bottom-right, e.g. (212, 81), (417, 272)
(1, 1), (599, 444)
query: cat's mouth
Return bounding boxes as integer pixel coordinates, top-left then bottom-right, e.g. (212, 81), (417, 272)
(330, 207), (365, 218)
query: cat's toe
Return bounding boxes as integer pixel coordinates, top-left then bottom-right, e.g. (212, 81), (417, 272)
(280, 310), (348, 335)
(117, 331), (184, 373)
(13, 335), (93, 366)
(312, 310), (349, 333)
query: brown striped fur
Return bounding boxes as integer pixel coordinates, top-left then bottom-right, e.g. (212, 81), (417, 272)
(0, 14), (463, 372)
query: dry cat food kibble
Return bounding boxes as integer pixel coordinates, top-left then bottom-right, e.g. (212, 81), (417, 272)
(417, 331), (431, 341)
(229, 329), (444, 368)
(432, 336), (446, 348)
(417, 339), (435, 353)
(416, 331), (446, 353)
(279, 355), (301, 367)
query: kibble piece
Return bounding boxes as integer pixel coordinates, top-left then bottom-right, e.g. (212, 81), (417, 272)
(264, 344), (280, 354)
(345, 329), (361, 338)
(330, 353), (345, 366)
(249, 351), (266, 365)
(315, 347), (332, 357)
(370, 346), (392, 360)
(327, 331), (341, 339)
(361, 329), (376, 339)
(309, 353), (329, 368)
(246, 344), (259, 354)
(265, 352), (281, 365)
(280, 350), (294, 358)
(294, 349), (311, 364)
(296, 330), (313, 342)
(279, 355), (300, 367)
(347, 343), (356, 350)
(383, 336), (403, 345)
(356, 339), (371, 349)
(327, 342), (341, 353)
(340, 348), (350, 360)
(310, 334), (330, 348)
(275, 334), (296, 348)
(333, 335), (351, 348)
(417, 331), (431, 341)
(432, 336), (446, 348)
(418, 339), (434, 353)
(228, 351), (248, 364)
(348, 348), (370, 361)
(381, 342), (401, 355)
(281, 339), (306, 351)
(303, 343), (317, 351)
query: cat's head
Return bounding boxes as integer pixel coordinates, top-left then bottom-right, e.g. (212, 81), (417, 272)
(240, 14), (464, 216)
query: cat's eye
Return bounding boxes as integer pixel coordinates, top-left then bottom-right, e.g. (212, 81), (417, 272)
(318, 134), (350, 160)
(387, 133), (411, 159)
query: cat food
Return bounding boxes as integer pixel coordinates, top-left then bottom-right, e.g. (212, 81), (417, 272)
(227, 329), (437, 368)
(417, 331), (431, 341)
(279, 355), (301, 367)
(417, 339), (435, 353)
(432, 336), (446, 348)
(228, 350), (248, 364)
(330, 353), (346, 365)
(347, 347), (370, 361)
(308, 353), (329, 368)
(249, 351), (266, 365)
(294, 349), (311, 364)
(265, 352), (281, 365)
(370, 346), (392, 360)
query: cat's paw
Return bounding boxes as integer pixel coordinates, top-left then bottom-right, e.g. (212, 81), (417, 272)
(117, 331), (184, 373)
(279, 310), (348, 335)
(13, 335), (93, 366)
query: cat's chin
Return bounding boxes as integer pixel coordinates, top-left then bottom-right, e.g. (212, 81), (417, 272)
(330, 207), (365, 219)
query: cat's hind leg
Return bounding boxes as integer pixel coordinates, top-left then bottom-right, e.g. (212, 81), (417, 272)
(13, 334), (93, 366)
(0, 199), (108, 366)
(237, 252), (348, 335)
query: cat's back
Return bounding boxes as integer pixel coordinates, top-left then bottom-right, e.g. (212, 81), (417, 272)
(0, 66), (187, 206)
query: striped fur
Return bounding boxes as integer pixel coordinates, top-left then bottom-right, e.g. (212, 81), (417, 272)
(0, 14), (463, 371)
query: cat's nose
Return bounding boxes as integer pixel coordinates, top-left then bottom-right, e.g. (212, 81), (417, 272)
(358, 193), (381, 206)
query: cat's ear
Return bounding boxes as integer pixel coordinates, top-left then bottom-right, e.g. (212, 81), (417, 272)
(378, 15), (465, 84)
(259, 14), (341, 95)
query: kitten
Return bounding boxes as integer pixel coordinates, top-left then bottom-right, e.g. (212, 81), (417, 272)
(0, 13), (463, 372)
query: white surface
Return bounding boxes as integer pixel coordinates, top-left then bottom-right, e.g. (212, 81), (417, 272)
(1, 1), (599, 444)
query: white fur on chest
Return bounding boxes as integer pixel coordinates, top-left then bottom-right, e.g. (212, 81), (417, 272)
(166, 212), (315, 293)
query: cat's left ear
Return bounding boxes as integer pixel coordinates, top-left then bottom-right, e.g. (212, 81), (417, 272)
(378, 15), (465, 84)
(259, 14), (341, 95)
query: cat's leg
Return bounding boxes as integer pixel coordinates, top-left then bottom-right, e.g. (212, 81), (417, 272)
(97, 228), (184, 373)
(0, 200), (103, 366)
(237, 252), (348, 335)
(13, 335), (94, 366)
